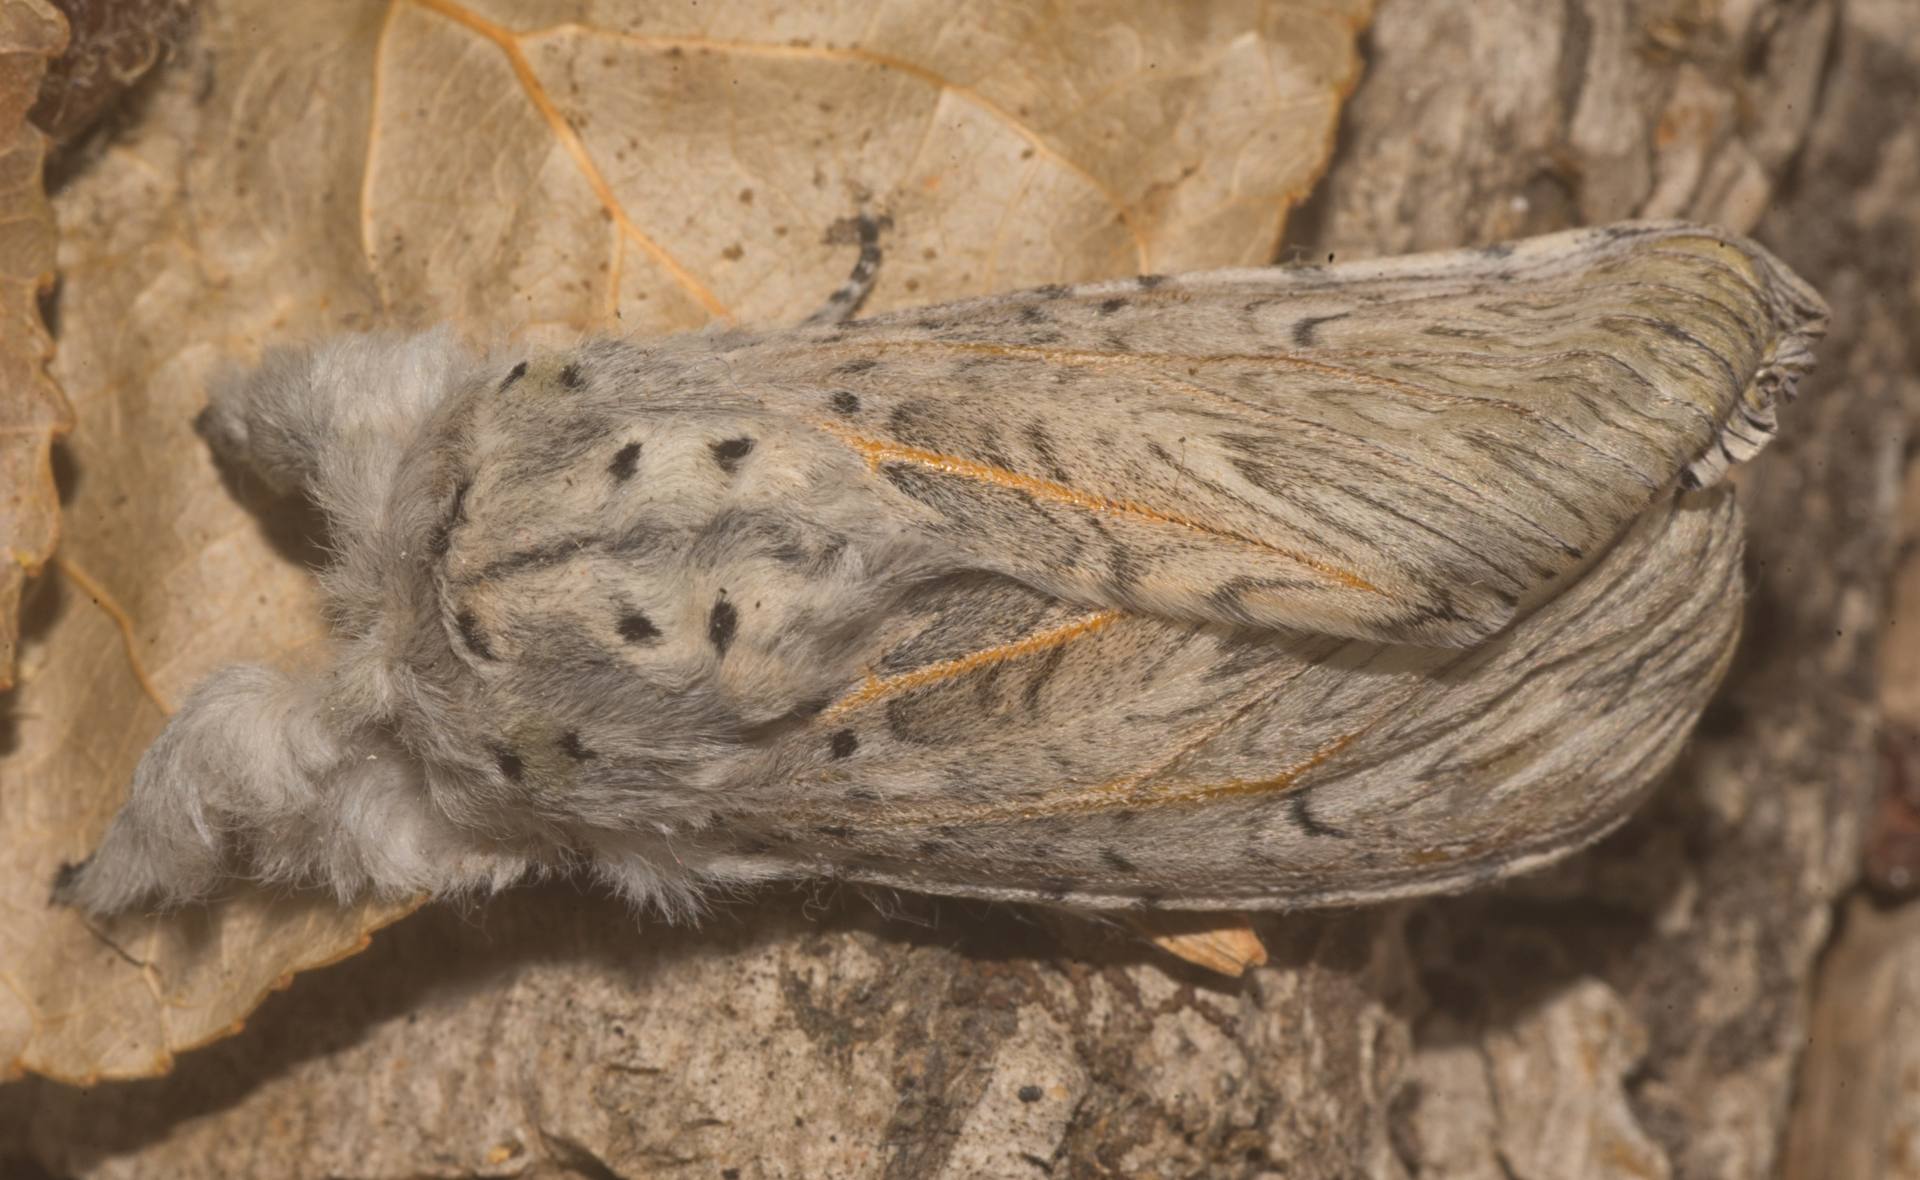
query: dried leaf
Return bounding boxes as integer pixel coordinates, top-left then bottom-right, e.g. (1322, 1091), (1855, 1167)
(0, 0), (1370, 1081)
(0, 0), (70, 690)
(29, 0), (195, 145)
(1130, 914), (1270, 978)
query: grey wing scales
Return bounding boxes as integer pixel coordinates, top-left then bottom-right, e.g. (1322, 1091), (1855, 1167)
(744, 221), (1823, 648)
(738, 490), (1744, 910)
(700, 222), (1808, 908)
(426, 223), (1814, 914)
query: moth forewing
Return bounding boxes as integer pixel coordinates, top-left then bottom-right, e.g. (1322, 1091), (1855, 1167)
(771, 490), (1743, 909)
(59, 222), (1822, 933)
(746, 222), (1821, 647)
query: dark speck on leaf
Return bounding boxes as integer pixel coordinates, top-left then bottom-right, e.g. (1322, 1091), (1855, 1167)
(50, 858), (89, 904)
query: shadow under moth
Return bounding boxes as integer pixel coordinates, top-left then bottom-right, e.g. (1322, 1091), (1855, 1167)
(57, 222), (1826, 951)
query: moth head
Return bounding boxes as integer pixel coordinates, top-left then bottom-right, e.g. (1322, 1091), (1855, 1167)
(198, 328), (481, 500)
(194, 330), (490, 734)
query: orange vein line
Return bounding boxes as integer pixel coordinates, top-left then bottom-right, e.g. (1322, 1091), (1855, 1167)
(813, 421), (1380, 594)
(1166, 729), (1362, 806)
(410, 0), (732, 321)
(823, 609), (1123, 720)
(872, 728), (1363, 826)
(1089, 660), (1326, 795)
(52, 556), (173, 715)
(360, 0), (402, 293)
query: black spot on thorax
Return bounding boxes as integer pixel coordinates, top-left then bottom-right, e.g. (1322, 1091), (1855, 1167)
(500, 361), (528, 391)
(1096, 297), (1126, 316)
(618, 610), (660, 643)
(1135, 273), (1168, 289)
(708, 592), (738, 655)
(559, 362), (585, 389)
(828, 729), (859, 758)
(608, 442), (641, 481)
(829, 390), (860, 415)
(494, 747), (525, 782)
(559, 730), (596, 760)
(711, 437), (754, 472)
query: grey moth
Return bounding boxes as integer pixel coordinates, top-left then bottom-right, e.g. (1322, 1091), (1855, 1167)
(57, 221), (1826, 925)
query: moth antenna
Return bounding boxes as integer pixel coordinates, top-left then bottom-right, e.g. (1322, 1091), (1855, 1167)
(802, 211), (893, 326)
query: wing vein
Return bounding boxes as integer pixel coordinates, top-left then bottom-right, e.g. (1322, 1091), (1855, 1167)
(813, 420), (1383, 594)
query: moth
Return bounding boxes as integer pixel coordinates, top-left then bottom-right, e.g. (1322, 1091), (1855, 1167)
(56, 221), (1826, 928)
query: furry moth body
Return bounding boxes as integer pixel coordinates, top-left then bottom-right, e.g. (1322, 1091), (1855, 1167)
(58, 221), (1826, 920)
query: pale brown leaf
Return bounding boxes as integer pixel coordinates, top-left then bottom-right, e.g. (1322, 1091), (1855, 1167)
(1130, 913), (1270, 978)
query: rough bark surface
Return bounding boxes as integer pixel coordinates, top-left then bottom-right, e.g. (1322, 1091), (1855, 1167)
(4, 0), (1916, 1177)
(1780, 4), (1920, 1172)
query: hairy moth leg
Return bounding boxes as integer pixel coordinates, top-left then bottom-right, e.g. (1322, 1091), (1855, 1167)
(801, 212), (892, 326)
